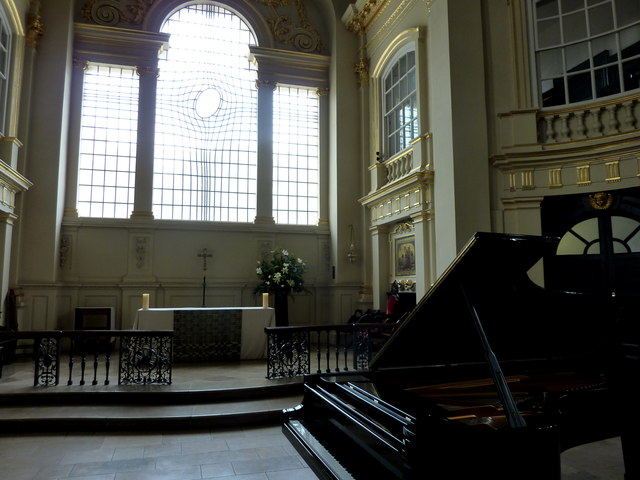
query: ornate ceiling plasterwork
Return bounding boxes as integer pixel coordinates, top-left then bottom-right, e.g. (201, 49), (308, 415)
(81, 0), (155, 26)
(254, 0), (323, 53)
(80, 0), (324, 54)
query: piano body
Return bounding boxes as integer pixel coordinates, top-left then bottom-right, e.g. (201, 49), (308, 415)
(283, 232), (639, 479)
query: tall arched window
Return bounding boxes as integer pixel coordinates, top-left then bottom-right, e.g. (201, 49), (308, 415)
(73, 1), (322, 225)
(153, 4), (258, 222)
(531, 0), (640, 107)
(382, 47), (417, 159)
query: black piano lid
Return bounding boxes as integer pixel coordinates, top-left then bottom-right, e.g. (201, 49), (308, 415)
(369, 231), (607, 373)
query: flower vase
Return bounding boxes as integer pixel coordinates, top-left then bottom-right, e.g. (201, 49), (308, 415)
(274, 293), (289, 327)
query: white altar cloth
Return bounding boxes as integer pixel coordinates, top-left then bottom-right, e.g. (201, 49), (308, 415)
(133, 307), (275, 360)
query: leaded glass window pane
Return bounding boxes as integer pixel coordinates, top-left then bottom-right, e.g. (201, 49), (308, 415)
(78, 64), (138, 218)
(532, 0), (640, 106)
(154, 4), (258, 222)
(273, 86), (319, 226)
(383, 50), (417, 158)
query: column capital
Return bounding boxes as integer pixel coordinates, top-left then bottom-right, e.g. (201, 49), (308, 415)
(0, 212), (18, 225)
(72, 57), (89, 70)
(316, 87), (329, 97)
(255, 79), (277, 90)
(136, 66), (160, 78)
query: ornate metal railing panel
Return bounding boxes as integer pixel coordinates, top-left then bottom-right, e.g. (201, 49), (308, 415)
(0, 330), (173, 387)
(266, 328), (311, 379)
(119, 333), (173, 385)
(264, 323), (389, 379)
(34, 334), (61, 386)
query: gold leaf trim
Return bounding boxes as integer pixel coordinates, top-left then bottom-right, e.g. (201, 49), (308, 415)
(588, 192), (612, 210)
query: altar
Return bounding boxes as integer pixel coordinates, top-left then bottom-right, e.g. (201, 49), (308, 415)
(133, 307), (275, 362)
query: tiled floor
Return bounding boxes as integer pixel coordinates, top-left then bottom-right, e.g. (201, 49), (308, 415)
(0, 426), (319, 480)
(0, 358), (629, 479)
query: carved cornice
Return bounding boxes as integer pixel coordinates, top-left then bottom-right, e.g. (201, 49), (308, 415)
(343, 0), (390, 35)
(81, 0), (156, 27)
(254, 0), (323, 53)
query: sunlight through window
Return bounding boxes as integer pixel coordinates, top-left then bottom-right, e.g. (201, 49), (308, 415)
(153, 4), (258, 222)
(78, 64), (138, 218)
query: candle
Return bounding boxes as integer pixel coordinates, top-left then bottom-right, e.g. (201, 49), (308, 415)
(262, 292), (269, 308)
(142, 293), (150, 310)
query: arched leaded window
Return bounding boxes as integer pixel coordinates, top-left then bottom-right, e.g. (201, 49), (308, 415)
(74, 2), (321, 225)
(154, 4), (258, 222)
(382, 47), (417, 159)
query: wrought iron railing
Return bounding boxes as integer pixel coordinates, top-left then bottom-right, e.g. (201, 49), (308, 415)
(0, 330), (173, 387)
(264, 323), (392, 379)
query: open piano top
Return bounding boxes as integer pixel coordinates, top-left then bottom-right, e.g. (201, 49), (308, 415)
(283, 232), (638, 480)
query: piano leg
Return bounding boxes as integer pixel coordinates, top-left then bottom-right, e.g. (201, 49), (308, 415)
(621, 431), (639, 479)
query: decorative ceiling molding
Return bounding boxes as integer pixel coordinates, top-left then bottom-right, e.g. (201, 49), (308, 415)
(81, 0), (155, 27)
(342, 0), (390, 35)
(254, 0), (323, 53)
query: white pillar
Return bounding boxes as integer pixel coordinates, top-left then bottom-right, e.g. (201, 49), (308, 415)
(411, 210), (435, 299)
(254, 79), (276, 224)
(63, 58), (87, 218)
(130, 66), (159, 219)
(317, 87), (329, 227)
(0, 213), (16, 325)
(370, 224), (390, 310)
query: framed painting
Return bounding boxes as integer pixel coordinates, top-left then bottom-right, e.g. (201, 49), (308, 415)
(395, 235), (415, 276)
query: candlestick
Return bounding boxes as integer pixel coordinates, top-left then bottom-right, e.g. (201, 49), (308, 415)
(142, 293), (150, 310)
(262, 292), (269, 308)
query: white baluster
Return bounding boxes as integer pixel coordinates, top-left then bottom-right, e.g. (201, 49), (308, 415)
(620, 101), (635, 131)
(574, 111), (586, 139)
(605, 105), (619, 135)
(558, 113), (570, 142)
(544, 115), (555, 143)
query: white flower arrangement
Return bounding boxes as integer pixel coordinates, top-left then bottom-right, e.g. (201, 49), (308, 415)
(255, 248), (308, 296)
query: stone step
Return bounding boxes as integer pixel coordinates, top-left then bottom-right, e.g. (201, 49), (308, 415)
(0, 392), (302, 433)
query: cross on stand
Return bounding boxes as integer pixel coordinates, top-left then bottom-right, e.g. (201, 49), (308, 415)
(198, 248), (213, 307)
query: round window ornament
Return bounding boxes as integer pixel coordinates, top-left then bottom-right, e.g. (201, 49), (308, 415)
(195, 88), (222, 118)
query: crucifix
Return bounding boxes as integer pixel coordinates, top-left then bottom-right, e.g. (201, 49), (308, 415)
(198, 248), (212, 307)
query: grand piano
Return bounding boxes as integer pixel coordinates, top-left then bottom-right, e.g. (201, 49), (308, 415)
(283, 232), (639, 479)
